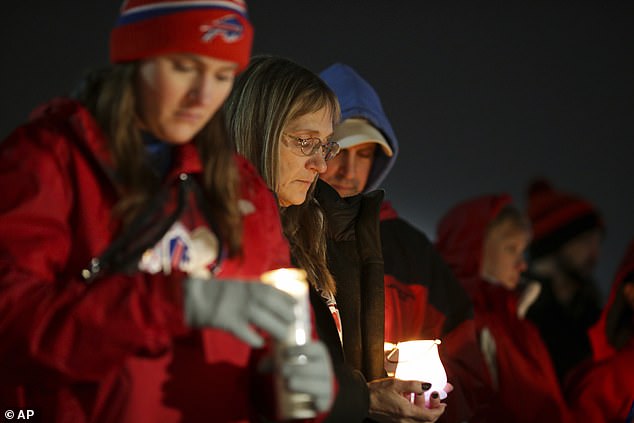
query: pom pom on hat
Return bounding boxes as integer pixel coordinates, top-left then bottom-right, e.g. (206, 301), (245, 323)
(527, 178), (603, 260)
(110, 0), (253, 71)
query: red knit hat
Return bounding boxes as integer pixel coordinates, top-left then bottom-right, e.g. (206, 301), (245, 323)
(527, 179), (603, 259)
(110, 0), (253, 71)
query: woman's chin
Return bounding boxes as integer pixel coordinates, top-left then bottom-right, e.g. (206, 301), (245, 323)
(278, 193), (308, 208)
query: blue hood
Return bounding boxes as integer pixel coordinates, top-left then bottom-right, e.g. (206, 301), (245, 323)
(319, 63), (399, 192)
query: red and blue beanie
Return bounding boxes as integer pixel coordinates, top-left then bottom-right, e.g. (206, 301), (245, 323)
(110, 0), (253, 71)
(527, 179), (603, 260)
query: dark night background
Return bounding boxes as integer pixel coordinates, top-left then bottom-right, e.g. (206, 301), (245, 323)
(1, 2), (632, 301)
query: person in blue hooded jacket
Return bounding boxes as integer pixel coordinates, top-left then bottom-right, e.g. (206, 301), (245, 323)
(320, 63), (492, 423)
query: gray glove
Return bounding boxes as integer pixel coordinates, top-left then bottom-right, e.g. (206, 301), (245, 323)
(282, 341), (334, 412)
(184, 277), (296, 347)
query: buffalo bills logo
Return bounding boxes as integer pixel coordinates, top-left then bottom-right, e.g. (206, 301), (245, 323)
(139, 222), (219, 278)
(200, 15), (243, 43)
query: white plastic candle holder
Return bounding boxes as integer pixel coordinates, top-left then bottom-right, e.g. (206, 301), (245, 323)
(390, 339), (448, 403)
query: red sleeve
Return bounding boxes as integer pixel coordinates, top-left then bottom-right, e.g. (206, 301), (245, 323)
(216, 155), (291, 278)
(439, 319), (494, 422)
(231, 155), (337, 421)
(0, 126), (188, 382)
(566, 347), (634, 423)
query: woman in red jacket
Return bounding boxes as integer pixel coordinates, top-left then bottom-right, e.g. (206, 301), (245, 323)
(0, 1), (332, 422)
(435, 194), (573, 423)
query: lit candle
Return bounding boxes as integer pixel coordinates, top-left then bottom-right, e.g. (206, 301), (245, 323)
(261, 268), (311, 345)
(393, 339), (448, 404)
(260, 268), (315, 419)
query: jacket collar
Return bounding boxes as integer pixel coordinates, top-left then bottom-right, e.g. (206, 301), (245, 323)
(30, 98), (203, 185)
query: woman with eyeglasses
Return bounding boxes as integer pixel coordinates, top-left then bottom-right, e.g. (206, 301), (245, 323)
(226, 55), (446, 422)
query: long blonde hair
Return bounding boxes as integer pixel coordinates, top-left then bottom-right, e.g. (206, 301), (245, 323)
(225, 55), (339, 293)
(76, 64), (243, 256)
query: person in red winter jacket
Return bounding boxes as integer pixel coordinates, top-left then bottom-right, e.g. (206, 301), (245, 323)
(435, 194), (573, 423)
(0, 2), (333, 422)
(566, 238), (634, 423)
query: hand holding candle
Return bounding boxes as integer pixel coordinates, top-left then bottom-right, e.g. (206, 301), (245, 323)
(261, 268), (334, 419)
(390, 339), (449, 404)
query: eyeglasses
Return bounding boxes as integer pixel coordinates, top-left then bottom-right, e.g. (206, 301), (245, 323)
(282, 133), (341, 161)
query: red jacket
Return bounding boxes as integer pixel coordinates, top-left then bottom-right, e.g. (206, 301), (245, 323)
(588, 239), (634, 361)
(435, 195), (572, 423)
(0, 99), (290, 422)
(567, 348), (634, 423)
(566, 239), (634, 423)
(380, 201), (491, 422)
